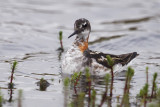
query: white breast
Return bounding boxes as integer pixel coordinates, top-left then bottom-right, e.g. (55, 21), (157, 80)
(62, 44), (86, 74)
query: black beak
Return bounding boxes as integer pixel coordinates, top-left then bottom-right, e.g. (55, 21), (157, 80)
(68, 30), (78, 38)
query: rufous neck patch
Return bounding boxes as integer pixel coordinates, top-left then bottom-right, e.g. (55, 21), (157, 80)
(78, 42), (88, 53)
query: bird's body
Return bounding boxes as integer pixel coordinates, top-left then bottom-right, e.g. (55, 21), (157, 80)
(62, 18), (138, 75)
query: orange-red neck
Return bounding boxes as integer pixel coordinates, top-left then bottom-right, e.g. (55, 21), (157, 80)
(78, 42), (88, 53)
(75, 33), (90, 53)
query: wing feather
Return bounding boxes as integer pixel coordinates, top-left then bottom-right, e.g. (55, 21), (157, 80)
(88, 50), (139, 68)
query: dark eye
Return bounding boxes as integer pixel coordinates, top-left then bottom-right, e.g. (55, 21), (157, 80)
(82, 24), (87, 28)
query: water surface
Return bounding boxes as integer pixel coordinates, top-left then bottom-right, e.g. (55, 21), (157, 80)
(0, 0), (160, 106)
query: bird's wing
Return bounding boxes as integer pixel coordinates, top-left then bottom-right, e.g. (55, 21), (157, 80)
(88, 50), (139, 68)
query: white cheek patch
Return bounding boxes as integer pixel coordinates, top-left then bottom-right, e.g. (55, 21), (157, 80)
(80, 22), (87, 29)
(83, 22), (86, 26)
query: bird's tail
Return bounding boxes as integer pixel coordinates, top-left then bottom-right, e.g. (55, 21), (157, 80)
(118, 52), (139, 66)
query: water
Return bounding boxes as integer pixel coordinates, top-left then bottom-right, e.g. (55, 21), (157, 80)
(0, 0), (160, 106)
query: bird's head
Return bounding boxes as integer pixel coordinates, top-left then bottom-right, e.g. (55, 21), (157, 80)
(68, 18), (91, 41)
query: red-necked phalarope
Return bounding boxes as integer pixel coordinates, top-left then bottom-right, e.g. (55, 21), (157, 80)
(62, 18), (139, 75)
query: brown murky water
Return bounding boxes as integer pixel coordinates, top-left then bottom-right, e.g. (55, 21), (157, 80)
(0, 0), (160, 107)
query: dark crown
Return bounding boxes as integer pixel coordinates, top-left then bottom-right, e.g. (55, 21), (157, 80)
(74, 18), (91, 32)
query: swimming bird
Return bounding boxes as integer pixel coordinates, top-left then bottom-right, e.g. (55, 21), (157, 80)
(62, 18), (139, 75)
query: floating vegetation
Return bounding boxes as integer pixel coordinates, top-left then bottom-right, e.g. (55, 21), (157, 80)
(37, 78), (50, 91)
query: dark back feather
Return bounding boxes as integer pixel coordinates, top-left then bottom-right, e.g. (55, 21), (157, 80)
(87, 50), (139, 68)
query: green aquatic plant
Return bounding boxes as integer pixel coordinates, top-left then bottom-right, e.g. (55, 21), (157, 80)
(59, 31), (63, 41)
(77, 92), (85, 107)
(85, 67), (90, 80)
(151, 72), (158, 99)
(57, 31), (64, 60)
(148, 88), (160, 107)
(58, 31), (64, 51)
(157, 88), (160, 103)
(136, 67), (160, 107)
(120, 67), (134, 107)
(8, 61), (18, 89)
(138, 83), (149, 107)
(105, 73), (110, 84)
(71, 72), (82, 83)
(71, 72), (82, 94)
(137, 67), (149, 107)
(106, 55), (114, 99)
(71, 72), (82, 86)
(138, 83), (149, 98)
(8, 61), (18, 102)
(125, 67), (134, 93)
(106, 55), (114, 67)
